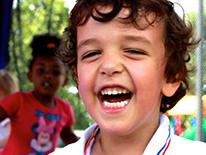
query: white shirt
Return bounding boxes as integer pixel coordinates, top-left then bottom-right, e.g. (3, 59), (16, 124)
(0, 118), (10, 148)
(50, 114), (206, 155)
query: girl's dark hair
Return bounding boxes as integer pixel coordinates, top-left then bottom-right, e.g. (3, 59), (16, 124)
(29, 33), (61, 70)
(57, 0), (199, 113)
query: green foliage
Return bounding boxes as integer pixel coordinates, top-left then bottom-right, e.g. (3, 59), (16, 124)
(7, 0), (92, 130)
(57, 76), (93, 129)
(184, 6), (206, 94)
(57, 86), (93, 130)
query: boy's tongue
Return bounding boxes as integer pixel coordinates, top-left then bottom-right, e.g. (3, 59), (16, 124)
(102, 93), (131, 103)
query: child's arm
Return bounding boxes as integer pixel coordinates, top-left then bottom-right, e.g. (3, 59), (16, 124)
(0, 118), (10, 148)
(60, 127), (79, 145)
(0, 106), (8, 122)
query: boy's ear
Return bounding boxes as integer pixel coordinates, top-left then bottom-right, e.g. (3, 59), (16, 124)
(162, 81), (180, 97)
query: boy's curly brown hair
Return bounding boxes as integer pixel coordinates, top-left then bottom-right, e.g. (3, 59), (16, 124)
(57, 0), (199, 113)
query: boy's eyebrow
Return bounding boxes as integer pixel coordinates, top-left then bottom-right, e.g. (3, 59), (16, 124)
(122, 35), (151, 45)
(77, 35), (151, 50)
(77, 38), (99, 50)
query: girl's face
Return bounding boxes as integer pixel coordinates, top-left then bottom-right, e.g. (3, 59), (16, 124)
(28, 56), (67, 98)
(76, 9), (179, 137)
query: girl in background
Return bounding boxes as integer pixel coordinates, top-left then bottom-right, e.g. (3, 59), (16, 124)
(0, 69), (19, 149)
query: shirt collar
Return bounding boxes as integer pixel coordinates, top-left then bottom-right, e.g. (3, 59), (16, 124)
(143, 114), (172, 155)
(83, 114), (172, 155)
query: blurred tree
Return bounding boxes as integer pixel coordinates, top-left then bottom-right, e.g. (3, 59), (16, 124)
(185, 8), (206, 94)
(7, 0), (92, 130)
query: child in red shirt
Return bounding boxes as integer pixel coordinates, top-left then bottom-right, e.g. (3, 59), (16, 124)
(0, 34), (78, 155)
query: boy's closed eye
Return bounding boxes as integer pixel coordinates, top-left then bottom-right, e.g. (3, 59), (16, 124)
(80, 50), (101, 61)
(124, 48), (145, 54)
(124, 48), (147, 59)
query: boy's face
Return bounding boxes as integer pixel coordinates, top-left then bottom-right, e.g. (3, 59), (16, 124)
(28, 56), (67, 97)
(76, 8), (179, 136)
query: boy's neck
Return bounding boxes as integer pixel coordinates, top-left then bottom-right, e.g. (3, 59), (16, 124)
(93, 134), (145, 155)
(32, 91), (55, 108)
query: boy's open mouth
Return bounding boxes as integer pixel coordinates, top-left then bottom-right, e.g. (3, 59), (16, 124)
(98, 87), (132, 109)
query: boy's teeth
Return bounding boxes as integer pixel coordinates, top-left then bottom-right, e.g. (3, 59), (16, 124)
(101, 88), (128, 95)
(103, 100), (129, 108)
(100, 88), (131, 109)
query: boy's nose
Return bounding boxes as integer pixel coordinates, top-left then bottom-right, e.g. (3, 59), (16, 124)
(99, 55), (124, 76)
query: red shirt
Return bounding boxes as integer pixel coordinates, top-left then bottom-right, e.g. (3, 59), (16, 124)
(0, 91), (75, 155)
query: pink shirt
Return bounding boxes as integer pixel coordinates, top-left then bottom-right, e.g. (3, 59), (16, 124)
(0, 91), (75, 155)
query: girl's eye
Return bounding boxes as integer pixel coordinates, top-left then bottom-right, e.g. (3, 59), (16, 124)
(36, 68), (45, 75)
(52, 69), (61, 76)
(81, 50), (101, 60)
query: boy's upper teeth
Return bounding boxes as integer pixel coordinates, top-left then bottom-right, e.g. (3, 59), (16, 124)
(101, 88), (129, 95)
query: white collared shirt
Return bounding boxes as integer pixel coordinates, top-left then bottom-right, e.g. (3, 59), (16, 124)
(50, 114), (206, 155)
